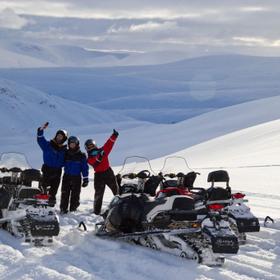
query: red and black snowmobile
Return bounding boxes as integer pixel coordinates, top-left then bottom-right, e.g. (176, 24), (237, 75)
(157, 156), (260, 244)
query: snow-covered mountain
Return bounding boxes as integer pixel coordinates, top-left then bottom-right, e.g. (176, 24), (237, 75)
(0, 79), (136, 138)
(0, 41), (190, 68)
(1, 54), (280, 123)
(0, 41), (133, 68)
(1, 75), (280, 171)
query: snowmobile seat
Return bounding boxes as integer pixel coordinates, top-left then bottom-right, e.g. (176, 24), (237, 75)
(171, 197), (197, 220)
(162, 179), (177, 189)
(2, 176), (12, 184)
(207, 187), (231, 202)
(0, 188), (11, 209)
(208, 170), (230, 183)
(107, 194), (144, 233)
(17, 187), (41, 200)
(144, 175), (161, 196)
(172, 196), (194, 211)
(189, 187), (208, 201)
(21, 169), (42, 187)
(183, 172), (197, 189)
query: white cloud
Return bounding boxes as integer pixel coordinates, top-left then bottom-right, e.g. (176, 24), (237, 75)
(233, 36), (280, 47)
(108, 21), (177, 34)
(1, 1), (280, 57)
(240, 6), (269, 12)
(0, 8), (30, 29)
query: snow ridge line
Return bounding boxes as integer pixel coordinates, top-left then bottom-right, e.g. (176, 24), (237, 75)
(194, 164), (280, 170)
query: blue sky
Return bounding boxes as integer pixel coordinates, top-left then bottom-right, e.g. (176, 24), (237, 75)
(0, 0), (280, 56)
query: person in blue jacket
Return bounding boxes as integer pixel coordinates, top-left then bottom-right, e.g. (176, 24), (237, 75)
(37, 122), (68, 205)
(60, 136), (89, 214)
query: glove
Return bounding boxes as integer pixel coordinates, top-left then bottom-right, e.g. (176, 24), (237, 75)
(113, 129), (119, 137)
(38, 122), (49, 131)
(82, 178), (89, 187)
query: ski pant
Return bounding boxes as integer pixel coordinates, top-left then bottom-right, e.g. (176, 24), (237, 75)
(60, 174), (82, 212)
(94, 167), (119, 215)
(41, 164), (62, 204)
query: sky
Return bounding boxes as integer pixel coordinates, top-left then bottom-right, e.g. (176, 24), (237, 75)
(0, 0), (280, 56)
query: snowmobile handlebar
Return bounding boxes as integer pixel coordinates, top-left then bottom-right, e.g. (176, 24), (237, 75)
(162, 172), (200, 178)
(0, 167), (23, 173)
(121, 170), (151, 179)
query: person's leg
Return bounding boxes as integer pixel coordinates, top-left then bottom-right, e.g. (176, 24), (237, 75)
(93, 174), (106, 215)
(48, 169), (62, 205)
(60, 176), (71, 213)
(69, 176), (82, 212)
(41, 165), (51, 194)
(105, 168), (119, 195)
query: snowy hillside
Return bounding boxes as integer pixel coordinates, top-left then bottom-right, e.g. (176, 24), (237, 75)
(0, 47), (56, 68)
(0, 39), (199, 68)
(2, 76), (280, 169)
(0, 78), (140, 144)
(1, 55), (280, 123)
(0, 42), (132, 68)
(0, 42), (184, 68)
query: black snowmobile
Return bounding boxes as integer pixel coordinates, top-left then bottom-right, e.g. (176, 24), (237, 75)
(157, 156), (260, 244)
(95, 156), (239, 266)
(0, 153), (59, 246)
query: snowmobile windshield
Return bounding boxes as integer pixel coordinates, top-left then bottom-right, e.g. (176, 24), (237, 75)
(117, 156), (156, 177)
(0, 153), (30, 170)
(159, 156), (193, 175)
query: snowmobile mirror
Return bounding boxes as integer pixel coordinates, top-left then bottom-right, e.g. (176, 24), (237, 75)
(137, 170), (151, 179)
(176, 172), (185, 177)
(0, 167), (9, 173)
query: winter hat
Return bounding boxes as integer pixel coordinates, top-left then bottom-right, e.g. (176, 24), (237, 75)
(55, 129), (68, 144)
(84, 139), (96, 151)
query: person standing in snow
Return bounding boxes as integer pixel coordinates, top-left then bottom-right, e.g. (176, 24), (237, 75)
(37, 122), (68, 205)
(60, 136), (89, 214)
(85, 130), (119, 215)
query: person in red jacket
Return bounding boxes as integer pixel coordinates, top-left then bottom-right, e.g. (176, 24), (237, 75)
(85, 129), (119, 215)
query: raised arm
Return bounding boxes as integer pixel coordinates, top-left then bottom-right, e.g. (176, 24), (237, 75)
(102, 130), (119, 155)
(37, 128), (49, 151)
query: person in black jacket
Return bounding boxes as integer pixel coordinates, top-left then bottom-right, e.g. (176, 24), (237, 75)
(37, 122), (68, 205)
(60, 136), (89, 214)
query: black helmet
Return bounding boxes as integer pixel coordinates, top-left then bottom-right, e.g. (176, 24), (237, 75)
(68, 136), (80, 146)
(55, 129), (68, 144)
(84, 139), (96, 151)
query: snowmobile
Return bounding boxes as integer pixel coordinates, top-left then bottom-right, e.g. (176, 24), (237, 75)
(158, 156), (260, 244)
(0, 153), (59, 246)
(95, 156), (239, 266)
